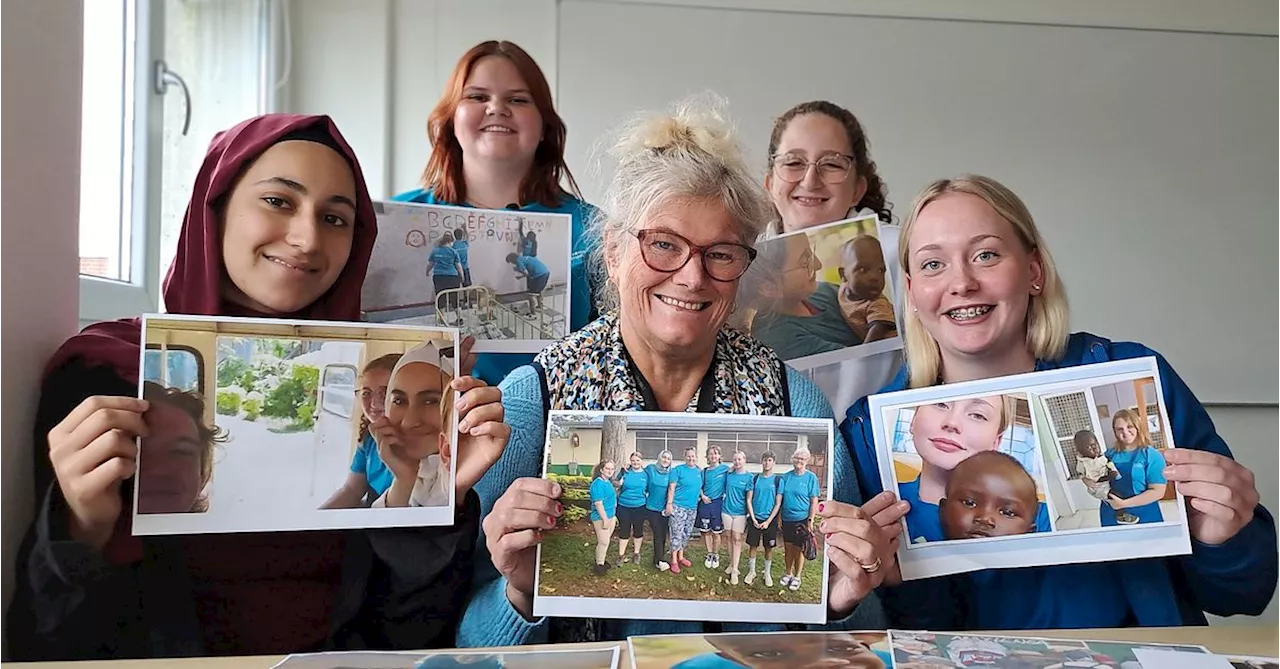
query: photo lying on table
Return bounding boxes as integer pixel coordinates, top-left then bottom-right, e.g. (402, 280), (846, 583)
(1224, 656), (1280, 669)
(134, 315), (459, 535)
(361, 200), (573, 353)
(735, 213), (902, 370)
(270, 646), (620, 669)
(869, 357), (1191, 580)
(533, 411), (834, 624)
(628, 631), (891, 669)
(889, 630), (1210, 668)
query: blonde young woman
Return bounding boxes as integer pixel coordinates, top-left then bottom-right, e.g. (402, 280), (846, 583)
(841, 174), (1275, 630)
(1099, 408), (1167, 527)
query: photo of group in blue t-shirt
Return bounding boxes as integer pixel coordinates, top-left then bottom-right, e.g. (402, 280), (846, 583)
(533, 411), (834, 625)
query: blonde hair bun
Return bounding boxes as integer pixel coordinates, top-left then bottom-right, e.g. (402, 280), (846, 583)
(610, 92), (744, 171)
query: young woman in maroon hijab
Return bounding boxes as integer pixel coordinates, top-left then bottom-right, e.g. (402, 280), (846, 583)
(6, 114), (510, 661)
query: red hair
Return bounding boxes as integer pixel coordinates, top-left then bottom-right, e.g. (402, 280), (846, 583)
(421, 40), (580, 207)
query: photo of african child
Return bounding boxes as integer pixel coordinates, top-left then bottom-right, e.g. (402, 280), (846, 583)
(889, 630), (1210, 669)
(362, 201), (572, 352)
(628, 631), (891, 669)
(870, 358), (1192, 581)
(1030, 374), (1183, 533)
(534, 411), (833, 624)
(886, 393), (1051, 545)
(735, 214), (900, 369)
(135, 315), (459, 535)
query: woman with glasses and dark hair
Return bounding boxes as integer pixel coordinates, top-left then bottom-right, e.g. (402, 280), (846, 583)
(459, 94), (892, 646)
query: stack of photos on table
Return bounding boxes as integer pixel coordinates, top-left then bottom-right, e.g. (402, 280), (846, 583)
(627, 630), (1275, 668)
(270, 646), (620, 669)
(867, 357), (1193, 580)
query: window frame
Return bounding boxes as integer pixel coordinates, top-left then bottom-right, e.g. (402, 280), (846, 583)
(143, 343), (205, 396)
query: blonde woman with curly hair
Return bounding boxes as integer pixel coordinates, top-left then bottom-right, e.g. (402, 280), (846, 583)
(842, 173), (1274, 631)
(463, 94), (892, 645)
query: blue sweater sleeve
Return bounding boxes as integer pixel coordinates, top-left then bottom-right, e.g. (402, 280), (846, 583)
(1127, 345), (1280, 616)
(456, 366), (552, 647)
(785, 369), (888, 631)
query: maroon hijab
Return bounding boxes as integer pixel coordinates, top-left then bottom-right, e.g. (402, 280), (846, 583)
(44, 114), (378, 385)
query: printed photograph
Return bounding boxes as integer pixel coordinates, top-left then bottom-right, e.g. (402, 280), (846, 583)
(736, 214), (902, 370)
(362, 201), (573, 352)
(1227, 657), (1280, 669)
(886, 392), (1050, 545)
(270, 647), (619, 669)
(533, 411), (833, 624)
(134, 315), (459, 534)
(1031, 376), (1180, 533)
(868, 358), (1192, 580)
(889, 631), (1209, 669)
(629, 631), (891, 669)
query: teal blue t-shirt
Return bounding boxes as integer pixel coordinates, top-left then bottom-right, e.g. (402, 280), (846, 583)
(428, 245), (461, 277)
(671, 464), (702, 509)
(722, 470), (753, 516)
(701, 463), (728, 500)
(390, 188), (599, 385)
(752, 281), (861, 360)
(779, 469), (821, 522)
(643, 464), (671, 512)
(749, 472), (780, 521)
(451, 239), (470, 269)
(589, 477), (617, 522)
(514, 254), (550, 279)
(616, 467), (648, 508)
(350, 433), (393, 496)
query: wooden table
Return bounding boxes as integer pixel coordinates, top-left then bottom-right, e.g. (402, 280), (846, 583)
(13, 626), (1276, 668)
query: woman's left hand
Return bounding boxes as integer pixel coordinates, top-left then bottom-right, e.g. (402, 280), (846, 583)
(1106, 493), (1131, 510)
(819, 492), (908, 616)
(441, 375), (510, 500)
(1163, 448), (1259, 545)
(370, 417), (419, 483)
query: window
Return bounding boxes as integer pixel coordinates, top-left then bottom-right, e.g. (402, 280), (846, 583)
(143, 345), (204, 395)
(705, 431), (802, 457)
(1042, 392), (1092, 481)
(78, 0), (274, 322)
(634, 430), (698, 460)
(319, 365), (357, 419)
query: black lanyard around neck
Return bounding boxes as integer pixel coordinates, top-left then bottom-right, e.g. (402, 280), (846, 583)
(625, 347), (717, 413)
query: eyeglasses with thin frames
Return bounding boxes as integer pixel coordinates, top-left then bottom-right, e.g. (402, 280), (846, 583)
(631, 229), (757, 282)
(770, 152), (855, 185)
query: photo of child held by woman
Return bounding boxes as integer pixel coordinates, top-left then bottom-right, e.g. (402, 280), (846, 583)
(738, 215), (899, 368)
(534, 411), (833, 624)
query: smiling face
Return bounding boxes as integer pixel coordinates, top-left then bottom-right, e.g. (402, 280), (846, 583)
(220, 140), (358, 315)
(778, 234), (822, 301)
(1113, 416), (1140, 448)
(766, 113), (868, 232)
(629, 452), (643, 470)
(732, 450), (747, 471)
(601, 460), (616, 479)
(452, 55), (542, 167)
(684, 448), (699, 467)
(707, 446), (722, 465)
(659, 451), (673, 468)
(791, 449), (810, 472)
(909, 395), (1007, 471)
(608, 197), (743, 358)
(385, 361), (448, 460)
(710, 632), (885, 669)
(840, 235), (886, 300)
(359, 367), (392, 423)
(904, 192), (1043, 364)
(939, 451), (1038, 540)
(137, 401), (207, 515)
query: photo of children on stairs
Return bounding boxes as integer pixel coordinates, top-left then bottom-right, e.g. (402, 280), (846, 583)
(869, 358), (1191, 581)
(534, 411), (833, 624)
(134, 315), (459, 535)
(362, 201), (571, 353)
(735, 213), (901, 370)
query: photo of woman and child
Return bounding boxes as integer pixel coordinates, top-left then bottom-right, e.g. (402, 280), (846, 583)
(135, 316), (461, 535)
(535, 412), (832, 624)
(737, 215), (899, 367)
(887, 393), (1051, 545)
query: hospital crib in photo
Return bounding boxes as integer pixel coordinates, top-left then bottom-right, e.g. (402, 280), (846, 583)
(434, 283), (568, 342)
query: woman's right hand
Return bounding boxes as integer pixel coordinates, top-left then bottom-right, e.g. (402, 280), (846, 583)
(482, 477), (562, 618)
(48, 396), (150, 550)
(369, 417), (419, 483)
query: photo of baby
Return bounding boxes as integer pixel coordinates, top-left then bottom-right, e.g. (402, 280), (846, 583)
(736, 214), (901, 370)
(628, 631), (891, 669)
(135, 315), (460, 535)
(869, 357), (1192, 580)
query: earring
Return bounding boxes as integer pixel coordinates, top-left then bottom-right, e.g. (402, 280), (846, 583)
(911, 305), (918, 313)
(1032, 284), (1042, 292)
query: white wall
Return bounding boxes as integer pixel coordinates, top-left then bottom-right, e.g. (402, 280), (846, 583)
(1, 0), (84, 626)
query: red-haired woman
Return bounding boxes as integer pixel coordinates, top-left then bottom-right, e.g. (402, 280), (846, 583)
(393, 40), (597, 384)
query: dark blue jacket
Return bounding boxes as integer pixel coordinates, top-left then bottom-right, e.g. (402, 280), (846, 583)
(842, 332), (1277, 629)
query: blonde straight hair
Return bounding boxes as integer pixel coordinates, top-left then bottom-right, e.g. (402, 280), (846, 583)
(899, 175), (1070, 389)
